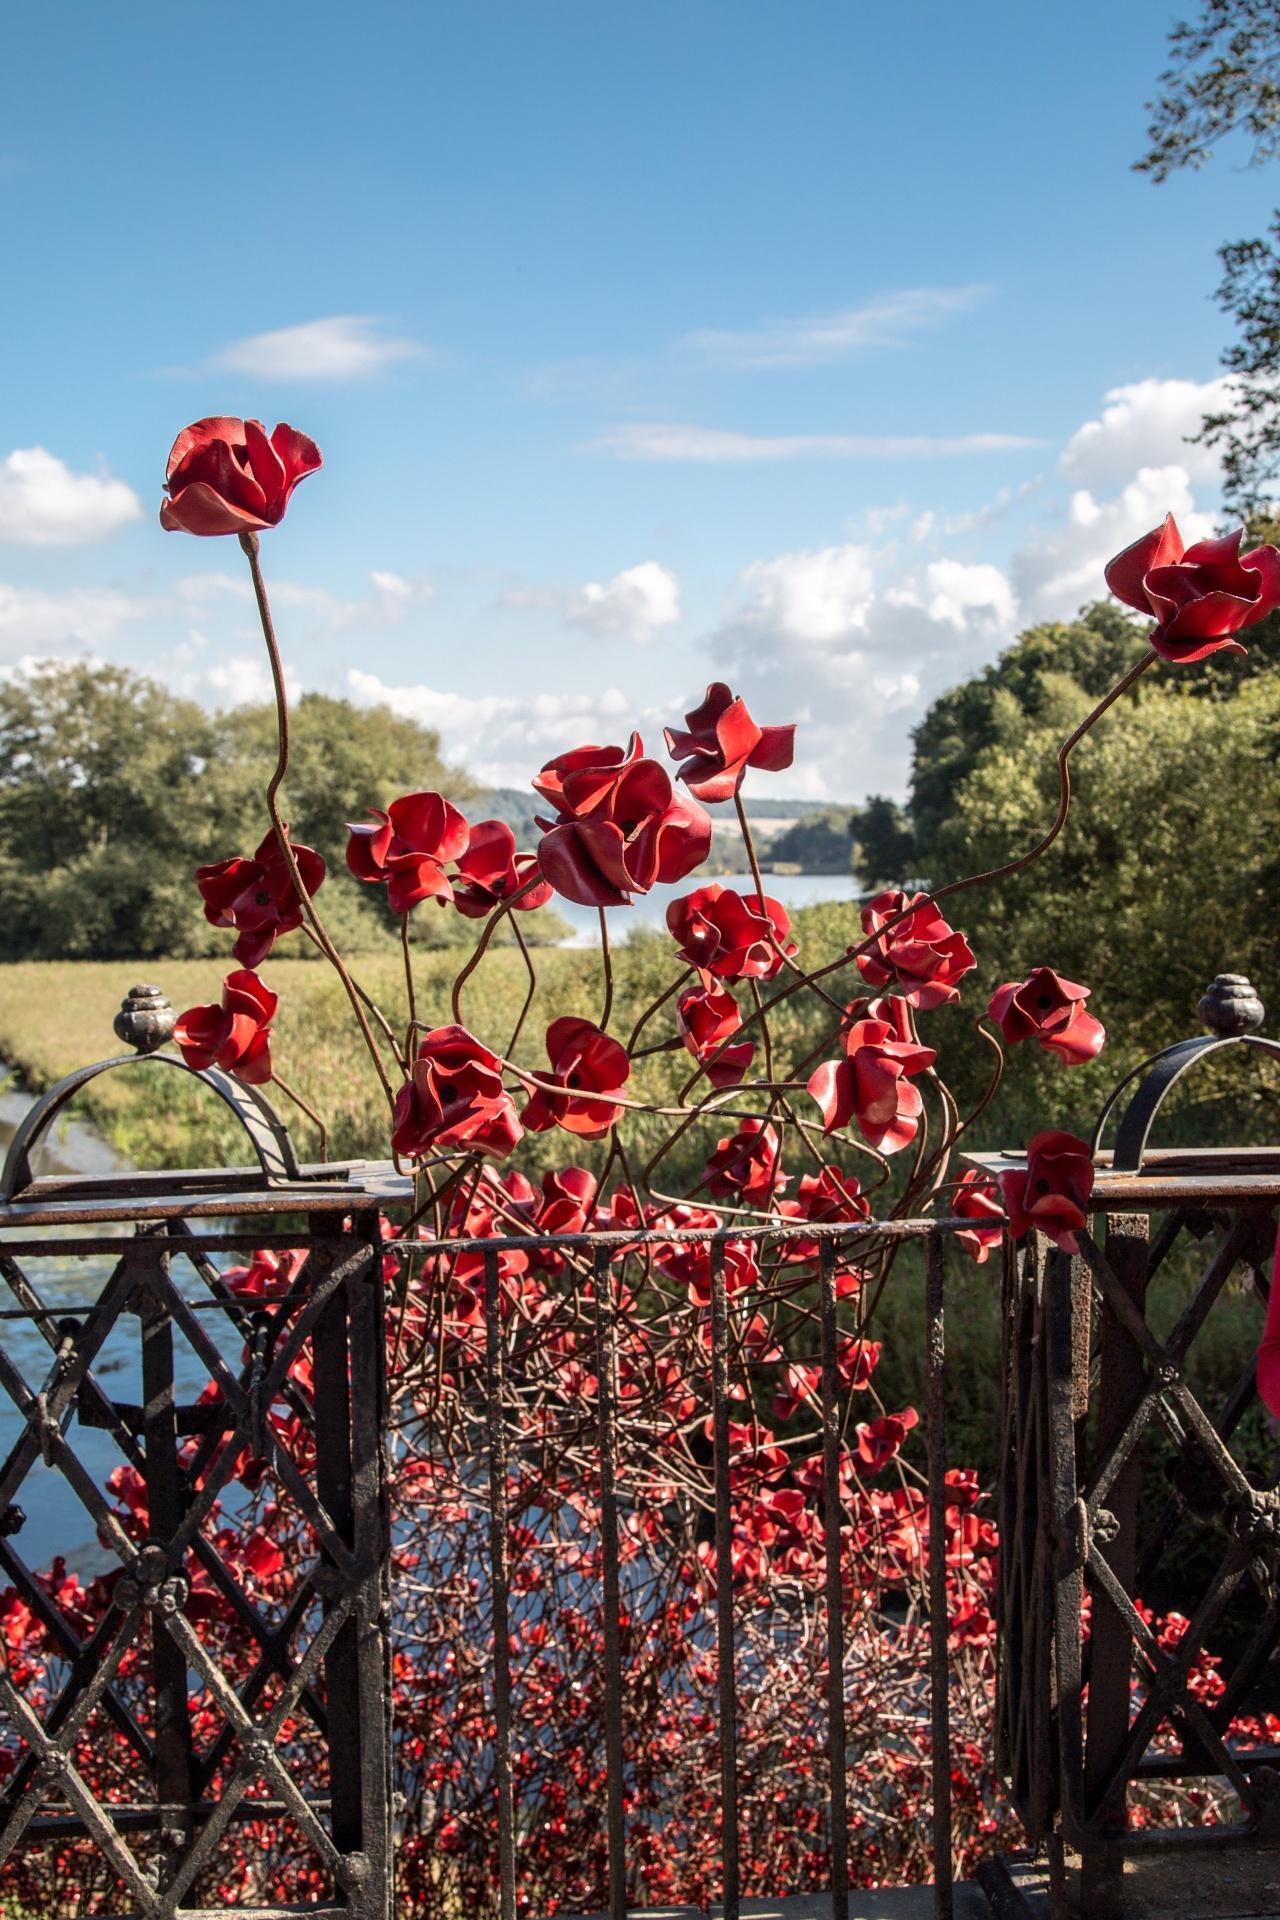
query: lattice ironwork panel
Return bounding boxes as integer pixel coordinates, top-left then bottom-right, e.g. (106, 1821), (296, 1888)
(0, 1211), (392, 1920)
(997, 1199), (1280, 1916)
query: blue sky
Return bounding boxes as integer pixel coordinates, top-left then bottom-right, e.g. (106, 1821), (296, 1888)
(0, 0), (1272, 798)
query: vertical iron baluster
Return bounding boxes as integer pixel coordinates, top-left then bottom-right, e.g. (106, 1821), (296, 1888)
(346, 1216), (394, 1920)
(313, 1237), (363, 1882)
(926, 1232), (954, 1920)
(484, 1246), (517, 1920)
(710, 1235), (740, 1920)
(138, 1251), (195, 1900)
(592, 1247), (627, 1920)
(818, 1239), (849, 1920)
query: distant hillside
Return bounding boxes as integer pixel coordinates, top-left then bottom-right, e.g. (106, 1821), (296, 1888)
(477, 787), (843, 841)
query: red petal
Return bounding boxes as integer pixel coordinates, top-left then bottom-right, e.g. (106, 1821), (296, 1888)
(270, 422), (324, 487)
(748, 724), (796, 773)
(1104, 513), (1183, 614)
(243, 419), (289, 519)
(160, 482), (268, 537)
(165, 417), (247, 484)
(536, 824), (628, 907)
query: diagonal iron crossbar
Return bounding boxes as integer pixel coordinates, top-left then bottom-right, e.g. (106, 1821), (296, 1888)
(0, 1203), (392, 1920)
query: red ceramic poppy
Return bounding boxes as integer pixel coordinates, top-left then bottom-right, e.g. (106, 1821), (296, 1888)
(160, 417), (322, 536)
(987, 967), (1106, 1066)
(452, 819), (552, 917)
(664, 682), (796, 803)
(951, 1170), (1005, 1264)
(675, 979), (755, 1087)
(857, 890), (975, 1009)
(1105, 513), (1280, 664)
(346, 791), (470, 915)
(667, 885), (796, 980)
(807, 999), (936, 1153)
(196, 827), (326, 969)
(700, 1118), (784, 1203)
(533, 734), (711, 908)
(391, 1025), (524, 1160)
(999, 1130), (1094, 1253)
(174, 970), (278, 1085)
(522, 1018), (630, 1138)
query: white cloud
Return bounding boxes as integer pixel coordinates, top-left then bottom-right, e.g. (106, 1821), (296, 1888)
(925, 559), (1018, 629)
(175, 567), (431, 631)
(0, 582), (148, 659)
(1058, 377), (1234, 490)
(210, 315), (426, 382)
(502, 560), (680, 644)
(681, 286), (988, 369)
(346, 670), (662, 790)
(594, 423), (1043, 463)
(1010, 463), (1215, 623)
(0, 447), (143, 546)
(736, 545), (876, 644)
(701, 541), (1018, 799)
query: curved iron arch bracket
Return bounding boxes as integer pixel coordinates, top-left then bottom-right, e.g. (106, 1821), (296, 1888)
(1091, 1032), (1280, 1174)
(0, 1051), (302, 1202)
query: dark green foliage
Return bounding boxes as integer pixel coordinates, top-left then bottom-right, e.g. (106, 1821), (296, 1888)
(907, 631), (1280, 1147)
(1137, 0), (1280, 516)
(767, 808), (854, 873)
(908, 603), (1146, 850)
(1136, 0), (1280, 181)
(848, 794), (915, 888)
(1204, 223), (1280, 517)
(0, 663), (492, 961)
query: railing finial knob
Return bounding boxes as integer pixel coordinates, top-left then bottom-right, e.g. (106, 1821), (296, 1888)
(1198, 973), (1265, 1038)
(113, 984), (175, 1056)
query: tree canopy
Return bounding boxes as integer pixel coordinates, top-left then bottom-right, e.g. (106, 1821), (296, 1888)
(1138, 0), (1280, 515)
(0, 662), (484, 961)
(906, 613), (1280, 1142)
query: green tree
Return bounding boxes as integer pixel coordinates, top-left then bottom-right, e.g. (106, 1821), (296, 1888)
(0, 663), (218, 961)
(1137, 0), (1280, 515)
(1137, 0), (1280, 181)
(908, 603), (1145, 849)
(912, 667), (1280, 1144)
(766, 809), (853, 874)
(0, 664), (549, 961)
(849, 794), (915, 888)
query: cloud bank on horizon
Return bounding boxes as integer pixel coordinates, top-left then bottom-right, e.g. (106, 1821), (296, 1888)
(0, 368), (1234, 805)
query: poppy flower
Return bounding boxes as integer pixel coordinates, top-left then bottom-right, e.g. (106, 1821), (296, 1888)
(662, 1237), (760, 1310)
(392, 1025), (523, 1161)
(533, 733), (711, 908)
(987, 966), (1106, 1066)
(667, 885), (796, 980)
(700, 1118), (784, 1203)
(857, 890), (975, 1009)
(174, 970), (277, 1085)
(807, 998), (936, 1153)
(664, 682), (796, 802)
(853, 1407), (919, 1473)
(346, 791), (470, 915)
(159, 417), (322, 537)
(951, 1170), (1005, 1264)
(676, 978), (755, 1086)
(451, 819), (552, 918)
(775, 1164), (871, 1259)
(196, 827), (326, 969)
(1105, 514), (1280, 664)
(522, 1018), (630, 1138)
(999, 1130), (1094, 1253)
(536, 1167), (598, 1235)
